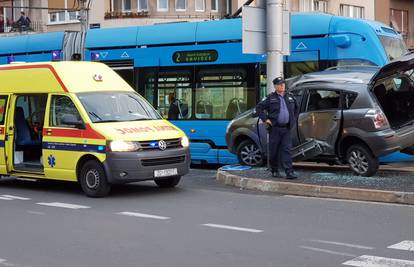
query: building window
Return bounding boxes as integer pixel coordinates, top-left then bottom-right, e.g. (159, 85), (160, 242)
(138, 0), (148, 11)
(122, 0), (132, 11)
(300, 0), (327, 12)
(300, 0), (312, 12)
(340, 4), (364, 19)
(176, 0), (187, 11)
(390, 9), (409, 35)
(313, 0), (327, 13)
(211, 0), (218, 12)
(157, 0), (168, 11)
(48, 0), (79, 24)
(195, 0), (205, 11)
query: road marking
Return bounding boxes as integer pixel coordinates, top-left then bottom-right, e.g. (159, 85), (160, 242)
(0, 197), (12, 200)
(388, 240), (414, 251)
(309, 239), (374, 250)
(36, 202), (90, 209)
(343, 255), (414, 266)
(300, 246), (356, 257)
(0, 259), (6, 263)
(201, 223), (263, 233)
(1, 195), (30, 200)
(26, 210), (45, 215)
(118, 212), (170, 220)
(284, 195), (414, 208)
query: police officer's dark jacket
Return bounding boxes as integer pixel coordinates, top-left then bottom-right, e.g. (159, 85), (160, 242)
(256, 92), (299, 129)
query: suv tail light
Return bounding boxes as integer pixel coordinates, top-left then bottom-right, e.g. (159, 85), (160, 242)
(365, 108), (389, 129)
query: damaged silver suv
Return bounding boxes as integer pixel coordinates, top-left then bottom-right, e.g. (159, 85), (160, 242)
(226, 54), (414, 176)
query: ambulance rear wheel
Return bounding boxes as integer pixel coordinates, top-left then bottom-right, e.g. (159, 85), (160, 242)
(79, 160), (111, 197)
(154, 176), (181, 188)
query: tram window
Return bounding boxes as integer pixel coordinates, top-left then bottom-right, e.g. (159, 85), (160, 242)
(195, 65), (256, 120)
(286, 61), (319, 77)
(157, 69), (192, 120)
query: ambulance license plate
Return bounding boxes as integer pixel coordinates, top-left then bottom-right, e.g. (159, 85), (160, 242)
(154, 168), (178, 177)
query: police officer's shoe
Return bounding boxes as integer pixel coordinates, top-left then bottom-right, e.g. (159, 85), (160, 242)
(271, 171), (283, 178)
(285, 171), (298, 180)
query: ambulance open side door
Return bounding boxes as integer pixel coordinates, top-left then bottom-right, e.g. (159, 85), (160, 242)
(0, 94), (11, 174)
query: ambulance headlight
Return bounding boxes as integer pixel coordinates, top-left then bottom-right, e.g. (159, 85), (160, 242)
(181, 136), (190, 148)
(109, 141), (141, 152)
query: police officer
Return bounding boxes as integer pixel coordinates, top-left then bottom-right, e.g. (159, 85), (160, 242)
(256, 77), (299, 179)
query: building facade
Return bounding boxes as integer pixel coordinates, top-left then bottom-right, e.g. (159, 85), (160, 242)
(1, 0), (414, 49)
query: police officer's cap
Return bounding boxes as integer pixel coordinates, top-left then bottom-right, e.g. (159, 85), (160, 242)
(272, 77), (285, 85)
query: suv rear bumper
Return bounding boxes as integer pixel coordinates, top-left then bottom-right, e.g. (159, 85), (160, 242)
(363, 128), (414, 157)
(103, 148), (190, 184)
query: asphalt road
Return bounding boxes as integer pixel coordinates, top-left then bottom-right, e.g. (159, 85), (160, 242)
(0, 167), (413, 267)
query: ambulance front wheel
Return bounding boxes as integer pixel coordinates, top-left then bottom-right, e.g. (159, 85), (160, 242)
(79, 160), (111, 197)
(154, 176), (181, 188)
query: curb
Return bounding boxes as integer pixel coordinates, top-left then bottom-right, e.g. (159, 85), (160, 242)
(216, 169), (414, 205)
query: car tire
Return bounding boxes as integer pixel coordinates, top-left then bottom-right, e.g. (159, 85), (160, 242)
(346, 144), (379, 177)
(79, 160), (111, 197)
(236, 139), (264, 167)
(154, 176), (181, 188)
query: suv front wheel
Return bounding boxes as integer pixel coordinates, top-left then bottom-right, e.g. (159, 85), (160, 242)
(346, 144), (379, 177)
(236, 139), (264, 167)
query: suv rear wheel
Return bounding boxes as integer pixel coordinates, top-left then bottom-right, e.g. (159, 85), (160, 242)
(346, 144), (379, 177)
(236, 139), (263, 167)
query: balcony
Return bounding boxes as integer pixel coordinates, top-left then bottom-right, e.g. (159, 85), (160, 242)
(104, 10), (224, 21)
(0, 20), (44, 34)
(104, 11), (149, 19)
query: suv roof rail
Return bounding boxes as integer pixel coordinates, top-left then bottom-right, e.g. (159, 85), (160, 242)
(325, 65), (379, 71)
(291, 77), (365, 88)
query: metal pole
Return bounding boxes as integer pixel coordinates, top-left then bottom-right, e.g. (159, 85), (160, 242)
(79, 0), (88, 34)
(266, 0), (284, 94)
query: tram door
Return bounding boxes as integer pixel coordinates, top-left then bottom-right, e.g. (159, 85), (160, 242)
(102, 60), (135, 88)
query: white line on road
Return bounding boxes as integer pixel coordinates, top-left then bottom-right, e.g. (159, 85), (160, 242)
(201, 223), (263, 233)
(284, 195), (414, 208)
(0, 259), (6, 263)
(118, 212), (170, 220)
(0, 197), (12, 200)
(309, 239), (374, 250)
(1, 195), (30, 200)
(388, 240), (414, 252)
(343, 255), (414, 266)
(26, 210), (46, 215)
(36, 202), (90, 209)
(300, 246), (356, 257)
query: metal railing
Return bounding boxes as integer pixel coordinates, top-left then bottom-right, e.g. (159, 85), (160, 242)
(104, 10), (225, 20)
(0, 20), (43, 34)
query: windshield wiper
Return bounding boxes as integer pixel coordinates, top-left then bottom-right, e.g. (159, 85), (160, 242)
(89, 111), (102, 121)
(95, 119), (122, 123)
(130, 118), (151, 121)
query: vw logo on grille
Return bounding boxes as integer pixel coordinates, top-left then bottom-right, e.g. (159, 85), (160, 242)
(158, 140), (167, 151)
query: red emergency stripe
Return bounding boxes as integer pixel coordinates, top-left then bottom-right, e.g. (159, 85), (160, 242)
(43, 124), (105, 139)
(0, 64), (68, 92)
(0, 126), (4, 135)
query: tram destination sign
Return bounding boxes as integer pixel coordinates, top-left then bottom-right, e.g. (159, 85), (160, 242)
(173, 50), (218, 63)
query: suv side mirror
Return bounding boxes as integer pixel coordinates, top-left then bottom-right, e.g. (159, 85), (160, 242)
(61, 114), (85, 129)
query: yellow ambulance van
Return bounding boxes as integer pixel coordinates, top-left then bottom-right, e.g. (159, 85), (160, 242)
(0, 61), (190, 197)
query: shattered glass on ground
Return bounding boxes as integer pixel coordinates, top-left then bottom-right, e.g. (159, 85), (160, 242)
(226, 164), (414, 192)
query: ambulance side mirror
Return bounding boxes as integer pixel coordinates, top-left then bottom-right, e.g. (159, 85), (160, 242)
(61, 114), (85, 130)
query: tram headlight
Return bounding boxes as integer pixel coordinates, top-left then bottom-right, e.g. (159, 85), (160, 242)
(109, 140), (141, 152)
(181, 136), (190, 148)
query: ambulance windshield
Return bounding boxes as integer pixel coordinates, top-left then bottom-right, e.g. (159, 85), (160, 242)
(78, 92), (162, 123)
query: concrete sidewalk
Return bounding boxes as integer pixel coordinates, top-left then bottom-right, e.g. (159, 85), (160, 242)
(216, 163), (414, 205)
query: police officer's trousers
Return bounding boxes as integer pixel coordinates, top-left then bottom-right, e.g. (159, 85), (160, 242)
(269, 126), (293, 173)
